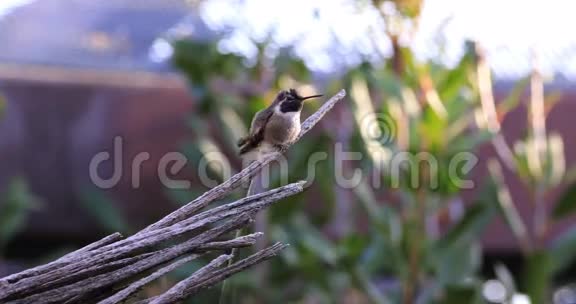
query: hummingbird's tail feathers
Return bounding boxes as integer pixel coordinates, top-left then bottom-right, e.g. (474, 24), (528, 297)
(238, 129), (266, 155)
(238, 145), (249, 155)
(238, 139), (258, 155)
(237, 136), (248, 147)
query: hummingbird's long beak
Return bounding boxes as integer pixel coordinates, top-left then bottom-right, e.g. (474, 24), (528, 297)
(300, 94), (323, 101)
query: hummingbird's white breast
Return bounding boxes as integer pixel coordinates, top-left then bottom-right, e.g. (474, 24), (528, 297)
(265, 105), (301, 145)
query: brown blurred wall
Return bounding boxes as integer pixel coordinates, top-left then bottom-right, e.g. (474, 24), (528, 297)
(0, 80), (194, 241)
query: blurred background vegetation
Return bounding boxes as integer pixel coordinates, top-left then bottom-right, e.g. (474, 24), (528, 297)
(1, 0), (576, 303)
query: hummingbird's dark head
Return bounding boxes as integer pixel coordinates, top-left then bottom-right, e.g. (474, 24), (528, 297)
(277, 89), (323, 113)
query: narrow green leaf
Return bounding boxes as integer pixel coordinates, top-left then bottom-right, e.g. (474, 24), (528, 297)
(550, 226), (576, 273)
(436, 52), (473, 103)
(0, 178), (37, 249)
(523, 250), (551, 304)
(497, 76), (529, 116)
(431, 200), (490, 287)
(79, 188), (129, 233)
(434, 242), (482, 286)
(0, 94), (5, 119)
(216, 103), (248, 153)
(349, 75), (393, 167)
(361, 233), (403, 274)
(292, 216), (338, 265)
(337, 234), (368, 265)
(183, 137), (231, 184)
(487, 160), (529, 248)
(351, 266), (392, 304)
(447, 128), (493, 153)
(552, 182), (576, 219)
(435, 203), (493, 250)
(166, 188), (205, 206)
(420, 105), (448, 150)
(353, 179), (401, 243)
(442, 284), (481, 304)
(544, 91), (562, 117)
(274, 50), (311, 82)
(564, 165), (576, 185)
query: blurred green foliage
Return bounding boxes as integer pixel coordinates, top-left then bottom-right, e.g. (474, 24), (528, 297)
(0, 95), (38, 255)
(79, 188), (131, 235)
(0, 178), (38, 252)
(0, 94), (5, 120)
(0, 89), (39, 257)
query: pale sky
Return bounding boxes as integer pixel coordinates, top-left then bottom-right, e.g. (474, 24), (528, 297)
(200, 0), (576, 79)
(2, 0), (575, 79)
(0, 0), (34, 18)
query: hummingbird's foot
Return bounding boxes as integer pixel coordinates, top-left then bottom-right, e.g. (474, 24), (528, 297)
(274, 143), (289, 153)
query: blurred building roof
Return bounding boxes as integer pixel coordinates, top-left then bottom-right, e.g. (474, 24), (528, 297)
(0, 0), (202, 87)
(0, 0), (189, 71)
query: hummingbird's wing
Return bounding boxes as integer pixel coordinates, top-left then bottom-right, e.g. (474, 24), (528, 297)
(238, 108), (274, 155)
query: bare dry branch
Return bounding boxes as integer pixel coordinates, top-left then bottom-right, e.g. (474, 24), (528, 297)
(98, 254), (201, 304)
(151, 243), (287, 304)
(149, 254), (233, 304)
(4, 214), (253, 303)
(0, 233), (123, 288)
(195, 233), (263, 251)
(102, 181), (305, 255)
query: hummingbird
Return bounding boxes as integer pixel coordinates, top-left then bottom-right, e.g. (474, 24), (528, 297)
(237, 89), (323, 159)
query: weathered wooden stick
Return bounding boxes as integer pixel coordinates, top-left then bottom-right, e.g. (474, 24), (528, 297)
(58, 233), (124, 261)
(6, 215), (252, 303)
(150, 254), (233, 304)
(0, 182), (304, 301)
(80, 233), (262, 304)
(152, 243), (287, 304)
(136, 153), (277, 235)
(0, 233), (123, 288)
(95, 181), (305, 255)
(195, 233), (263, 251)
(97, 254), (202, 304)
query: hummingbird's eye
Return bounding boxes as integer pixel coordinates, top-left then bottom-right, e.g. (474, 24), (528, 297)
(289, 88), (307, 101)
(277, 91), (288, 100)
